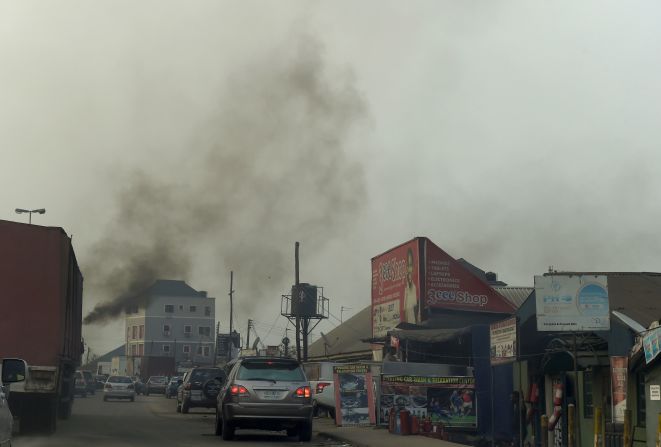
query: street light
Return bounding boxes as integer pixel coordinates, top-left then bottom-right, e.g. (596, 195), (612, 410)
(15, 208), (46, 224)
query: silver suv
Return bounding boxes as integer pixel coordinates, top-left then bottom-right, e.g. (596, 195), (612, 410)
(215, 357), (313, 442)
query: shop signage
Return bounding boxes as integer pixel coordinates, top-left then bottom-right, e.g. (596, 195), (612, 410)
(643, 326), (661, 364)
(372, 240), (421, 337)
(650, 385), (660, 401)
(423, 239), (515, 314)
(379, 374), (477, 429)
(490, 317), (517, 365)
(534, 275), (610, 332)
(610, 356), (628, 423)
(332, 364), (376, 426)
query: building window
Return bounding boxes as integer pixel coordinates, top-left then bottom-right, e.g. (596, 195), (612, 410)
(132, 326), (137, 339)
(139, 325), (144, 339)
(183, 345), (190, 354)
(127, 328), (131, 340)
(163, 324), (171, 336)
(165, 305), (174, 313)
(198, 326), (211, 337)
(163, 345), (171, 353)
(637, 372), (646, 427)
(131, 344), (137, 355)
(138, 344), (144, 356)
(203, 346), (210, 357)
(197, 346), (203, 355)
(583, 370), (594, 418)
(190, 305), (197, 312)
(184, 325), (192, 336)
(179, 305), (184, 310)
(205, 306), (211, 316)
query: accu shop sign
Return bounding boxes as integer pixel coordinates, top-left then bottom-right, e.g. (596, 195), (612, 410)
(427, 289), (489, 307)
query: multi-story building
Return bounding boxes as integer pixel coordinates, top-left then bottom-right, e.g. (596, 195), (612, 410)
(125, 279), (216, 372)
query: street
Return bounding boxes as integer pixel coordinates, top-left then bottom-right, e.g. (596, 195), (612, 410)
(13, 393), (349, 447)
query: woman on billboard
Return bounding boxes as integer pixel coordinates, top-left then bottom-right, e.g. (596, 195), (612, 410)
(403, 248), (419, 324)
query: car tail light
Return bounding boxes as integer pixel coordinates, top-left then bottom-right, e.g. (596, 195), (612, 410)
(184, 384), (191, 391)
(316, 382), (331, 394)
(105, 384), (112, 390)
(230, 385), (249, 396)
(295, 386), (311, 398)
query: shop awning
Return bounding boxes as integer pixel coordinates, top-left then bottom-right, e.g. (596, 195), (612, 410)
(388, 326), (472, 343)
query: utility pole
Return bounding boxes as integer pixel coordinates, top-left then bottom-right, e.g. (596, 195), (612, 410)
(229, 271), (234, 334)
(246, 319), (252, 348)
(295, 242), (301, 362)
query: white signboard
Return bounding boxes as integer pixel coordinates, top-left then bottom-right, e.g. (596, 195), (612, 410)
(535, 275), (610, 332)
(372, 299), (400, 338)
(650, 385), (660, 401)
(490, 317), (517, 365)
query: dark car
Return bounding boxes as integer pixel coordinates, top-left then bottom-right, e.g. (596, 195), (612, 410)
(81, 370), (96, 395)
(177, 367), (225, 413)
(74, 371), (87, 397)
(215, 357), (313, 442)
(95, 374), (109, 390)
(133, 377), (146, 395)
(146, 376), (167, 395)
(165, 376), (181, 399)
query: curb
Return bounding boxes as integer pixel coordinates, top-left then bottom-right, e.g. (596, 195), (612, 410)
(316, 430), (369, 447)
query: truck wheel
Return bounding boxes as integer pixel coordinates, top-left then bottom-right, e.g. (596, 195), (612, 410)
(44, 399), (57, 434)
(221, 418), (234, 440)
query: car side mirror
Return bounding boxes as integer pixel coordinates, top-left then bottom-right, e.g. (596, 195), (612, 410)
(2, 358), (27, 384)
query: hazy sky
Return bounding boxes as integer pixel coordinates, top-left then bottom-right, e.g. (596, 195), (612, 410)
(3, 1), (661, 355)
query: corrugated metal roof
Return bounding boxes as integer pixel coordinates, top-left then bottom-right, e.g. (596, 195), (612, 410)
(308, 305), (372, 359)
(493, 286), (533, 309)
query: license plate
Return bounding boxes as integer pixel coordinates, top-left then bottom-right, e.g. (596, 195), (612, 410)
(261, 391), (282, 400)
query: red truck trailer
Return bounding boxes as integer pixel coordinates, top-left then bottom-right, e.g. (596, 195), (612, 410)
(0, 219), (83, 433)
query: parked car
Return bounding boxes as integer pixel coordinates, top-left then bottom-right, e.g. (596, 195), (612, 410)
(95, 374), (109, 390)
(177, 367), (224, 413)
(103, 375), (135, 402)
(313, 382), (336, 419)
(1, 359), (27, 447)
(165, 376), (181, 399)
(215, 357), (313, 442)
(74, 371), (87, 397)
(81, 370), (96, 395)
(145, 376), (167, 395)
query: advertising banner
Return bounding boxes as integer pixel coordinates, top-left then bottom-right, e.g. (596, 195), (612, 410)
(534, 275), (610, 332)
(372, 239), (420, 338)
(643, 326), (661, 364)
(423, 239), (515, 314)
(379, 375), (477, 429)
(610, 356), (628, 423)
(490, 317), (517, 365)
(333, 364), (376, 426)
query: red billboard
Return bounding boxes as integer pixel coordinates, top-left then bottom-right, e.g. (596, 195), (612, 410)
(423, 239), (515, 313)
(371, 239), (420, 338)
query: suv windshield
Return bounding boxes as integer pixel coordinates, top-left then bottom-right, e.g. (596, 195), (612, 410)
(190, 369), (223, 382)
(237, 361), (305, 381)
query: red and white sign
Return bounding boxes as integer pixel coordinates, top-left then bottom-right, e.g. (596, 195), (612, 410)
(610, 356), (628, 423)
(371, 239), (420, 338)
(423, 239), (515, 314)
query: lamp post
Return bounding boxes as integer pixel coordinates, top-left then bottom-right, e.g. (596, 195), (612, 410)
(15, 208), (45, 224)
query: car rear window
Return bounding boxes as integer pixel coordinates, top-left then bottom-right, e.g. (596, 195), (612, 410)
(108, 376), (132, 383)
(190, 369), (223, 382)
(237, 361), (305, 381)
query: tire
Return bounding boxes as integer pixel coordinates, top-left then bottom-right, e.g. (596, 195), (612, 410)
(299, 421), (312, 442)
(312, 401), (319, 417)
(182, 399), (190, 414)
(58, 401), (72, 420)
(214, 410), (222, 436)
(221, 417), (234, 441)
(176, 400), (181, 413)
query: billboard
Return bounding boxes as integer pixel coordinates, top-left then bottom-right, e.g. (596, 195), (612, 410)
(490, 317), (517, 365)
(423, 239), (515, 314)
(379, 375), (477, 429)
(534, 275), (610, 331)
(333, 364), (376, 426)
(610, 356), (628, 423)
(643, 325), (661, 364)
(291, 283), (318, 317)
(372, 239), (421, 338)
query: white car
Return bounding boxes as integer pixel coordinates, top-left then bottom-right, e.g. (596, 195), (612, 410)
(313, 382), (336, 419)
(103, 375), (136, 402)
(1, 359), (27, 447)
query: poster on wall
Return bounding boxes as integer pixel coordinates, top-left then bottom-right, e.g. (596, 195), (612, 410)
(490, 317), (517, 365)
(379, 375), (477, 429)
(333, 364), (376, 426)
(423, 239), (515, 314)
(643, 325), (661, 364)
(534, 275), (610, 332)
(610, 356), (628, 423)
(371, 239), (421, 337)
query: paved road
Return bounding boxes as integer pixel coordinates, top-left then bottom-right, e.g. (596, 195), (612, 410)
(13, 392), (348, 447)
